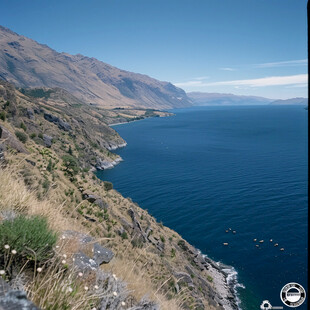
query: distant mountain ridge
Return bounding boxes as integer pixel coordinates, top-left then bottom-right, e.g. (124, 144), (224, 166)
(188, 92), (308, 106)
(0, 25), (192, 109)
(187, 92), (273, 106)
(270, 97), (308, 105)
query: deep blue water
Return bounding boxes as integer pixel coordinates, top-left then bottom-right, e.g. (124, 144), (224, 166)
(97, 105), (308, 310)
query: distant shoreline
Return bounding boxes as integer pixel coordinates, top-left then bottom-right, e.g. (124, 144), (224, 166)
(109, 120), (140, 126)
(109, 112), (173, 127)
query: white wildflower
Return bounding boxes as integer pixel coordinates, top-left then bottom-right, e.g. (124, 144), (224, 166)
(0, 270), (5, 275)
(94, 285), (99, 290)
(63, 254), (67, 258)
(121, 301), (126, 306)
(78, 272), (83, 277)
(37, 267), (43, 273)
(4, 245), (10, 249)
(112, 274), (117, 280)
(67, 287), (73, 293)
(11, 249), (17, 255)
(84, 286), (89, 291)
(113, 291), (117, 296)
(62, 260), (66, 264)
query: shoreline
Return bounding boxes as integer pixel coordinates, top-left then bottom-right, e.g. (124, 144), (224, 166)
(109, 118), (152, 127)
(109, 111), (174, 127)
(203, 255), (242, 310)
(109, 121), (132, 126)
(100, 117), (242, 309)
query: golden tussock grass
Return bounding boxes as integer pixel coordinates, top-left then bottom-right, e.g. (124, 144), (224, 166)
(0, 167), (80, 233)
(101, 242), (184, 310)
(26, 257), (100, 310)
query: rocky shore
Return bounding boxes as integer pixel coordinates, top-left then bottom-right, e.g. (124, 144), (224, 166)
(93, 142), (127, 170)
(107, 142), (127, 151)
(203, 256), (240, 310)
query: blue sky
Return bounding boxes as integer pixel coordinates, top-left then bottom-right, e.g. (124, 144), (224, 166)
(0, 0), (308, 99)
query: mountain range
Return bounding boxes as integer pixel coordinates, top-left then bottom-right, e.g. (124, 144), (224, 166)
(0, 25), (191, 109)
(187, 92), (308, 106)
(269, 97), (308, 105)
(0, 25), (307, 110)
(187, 92), (273, 106)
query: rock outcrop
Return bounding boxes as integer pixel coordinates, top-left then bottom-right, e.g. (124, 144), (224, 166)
(0, 142), (5, 161)
(26, 108), (35, 120)
(62, 230), (114, 268)
(0, 278), (40, 310)
(95, 157), (122, 170)
(42, 134), (52, 148)
(81, 190), (108, 209)
(107, 142), (127, 151)
(0, 125), (28, 153)
(44, 113), (71, 131)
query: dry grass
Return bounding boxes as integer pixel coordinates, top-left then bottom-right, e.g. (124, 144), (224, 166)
(0, 167), (83, 233)
(101, 243), (183, 310)
(26, 258), (100, 310)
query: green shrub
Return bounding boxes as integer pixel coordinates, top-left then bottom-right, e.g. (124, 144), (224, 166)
(207, 275), (213, 282)
(0, 215), (57, 262)
(30, 133), (37, 139)
(121, 231), (128, 240)
(46, 159), (53, 172)
(20, 122), (27, 131)
(15, 131), (28, 143)
(170, 248), (176, 258)
(103, 181), (113, 191)
(131, 238), (143, 248)
(42, 179), (50, 191)
(62, 155), (79, 176)
(3, 101), (10, 108)
(95, 211), (104, 218)
(38, 133), (43, 139)
(0, 111), (6, 121)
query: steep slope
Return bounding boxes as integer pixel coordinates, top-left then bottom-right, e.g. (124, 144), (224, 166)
(0, 26), (192, 109)
(0, 80), (238, 310)
(188, 92), (273, 106)
(0, 80), (172, 170)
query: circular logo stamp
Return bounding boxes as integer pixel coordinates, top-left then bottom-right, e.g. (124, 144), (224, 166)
(260, 300), (272, 310)
(280, 282), (306, 307)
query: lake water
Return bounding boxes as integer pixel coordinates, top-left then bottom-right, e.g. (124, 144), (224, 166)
(97, 105), (308, 310)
